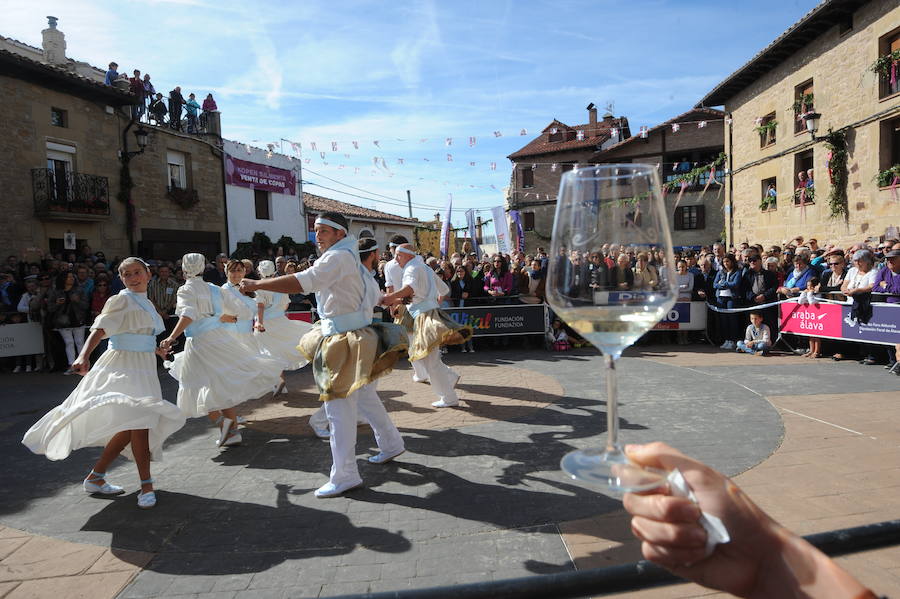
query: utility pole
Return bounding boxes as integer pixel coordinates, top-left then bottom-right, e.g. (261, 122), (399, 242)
(406, 190), (413, 218)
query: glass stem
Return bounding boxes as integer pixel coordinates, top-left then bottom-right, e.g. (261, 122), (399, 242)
(604, 353), (619, 451)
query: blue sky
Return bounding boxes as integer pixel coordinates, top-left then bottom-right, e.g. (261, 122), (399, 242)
(4, 0), (819, 226)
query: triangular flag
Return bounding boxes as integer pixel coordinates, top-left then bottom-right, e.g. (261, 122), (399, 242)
(373, 140), (380, 147)
(490, 162), (496, 171)
(698, 121), (707, 129)
(469, 162), (475, 167)
(468, 136), (476, 147)
(319, 152), (325, 159)
(447, 154), (453, 162)
(671, 123), (680, 132)
(493, 131), (502, 137)
(398, 158), (404, 164)
(331, 142), (338, 151)
(445, 137), (453, 146)
(520, 128), (528, 135)
(551, 163), (558, 172)
(576, 130), (584, 140)
(310, 142), (317, 151)
(352, 141), (359, 149)
(531, 163), (537, 170)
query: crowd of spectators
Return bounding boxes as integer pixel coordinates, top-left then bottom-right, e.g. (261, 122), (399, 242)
(104, 62), (218, 134)
(2, 234), (898, 373)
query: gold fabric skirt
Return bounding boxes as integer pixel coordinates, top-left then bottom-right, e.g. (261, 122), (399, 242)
(409, 309), (473, 362)
(393, 304), (415, 334)
(298, 322), (408, 401)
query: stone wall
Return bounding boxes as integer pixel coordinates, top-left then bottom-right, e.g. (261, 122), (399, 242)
(725, 0), (900, 247)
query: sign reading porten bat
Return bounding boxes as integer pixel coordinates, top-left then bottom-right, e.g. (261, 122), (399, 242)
(225, 155), (296, 195)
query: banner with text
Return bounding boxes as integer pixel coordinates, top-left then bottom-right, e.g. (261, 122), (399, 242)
(779, 300), (900, 346)
(445, 304), (546, 336)
(0, 322), (45, 357)
(491, 206), (511, 255)
(225, 154), (297, 195)
(651, 302), (708, 331)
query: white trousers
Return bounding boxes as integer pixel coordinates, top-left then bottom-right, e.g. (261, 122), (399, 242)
(57, 327), (86, 365)
(323, 382), (405, 487)
(418, 349), (459, 404)
(408, 333), (429, 381)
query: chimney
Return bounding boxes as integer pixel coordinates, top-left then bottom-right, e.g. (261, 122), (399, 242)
(41, 16), (66, 65)
(587, 103), (597, 126)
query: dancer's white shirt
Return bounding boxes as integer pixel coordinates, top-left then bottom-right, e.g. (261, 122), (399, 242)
(293, 248), (365, 319)
(176, 277), (239, 321)
(384, 258), (403, 292)
(221, 282), (256, 321)
(401, 257), (450, 304)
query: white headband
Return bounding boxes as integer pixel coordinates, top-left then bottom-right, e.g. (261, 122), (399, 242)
(314, 217), (347, 234)
(396, 247), (417, 256)
(359, 244), (379, 254)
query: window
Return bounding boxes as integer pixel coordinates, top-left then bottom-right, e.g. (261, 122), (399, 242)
(794, 80), (814, 134)
(877, 117), (900, 187)
(758, 112), (776, 148)
(523, 211), (535, 231)
(50, 107), (67, 127)
(877, 29), (900, 99)
(761, 177), (777, 211)
(46, 142), (76, 205)
(521, 167), (534, 188)
(793, 150), (815, 205)
(254, 189), (271, 220)
(166, 151), (187, 189)
(674, 205), (705, 230)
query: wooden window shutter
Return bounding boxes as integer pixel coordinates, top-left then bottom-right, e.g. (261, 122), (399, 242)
(890, 33), (900, 53)
(523, 211), (535, 231)
(674, 207), (684, 230)
(696, 205), (706, 229)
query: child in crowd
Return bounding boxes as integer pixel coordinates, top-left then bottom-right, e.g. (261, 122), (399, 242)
(548, 318), (570, 351)
(798, 276), (819, 305)
(736, 311), (771, 356)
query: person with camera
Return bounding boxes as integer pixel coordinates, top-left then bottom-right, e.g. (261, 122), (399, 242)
(46, 271), (89, 374)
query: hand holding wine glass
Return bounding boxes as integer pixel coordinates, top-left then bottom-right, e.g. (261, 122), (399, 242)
(546, 164), (677, 493)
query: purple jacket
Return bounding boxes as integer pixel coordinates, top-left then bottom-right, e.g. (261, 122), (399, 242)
(873, 265), (900, 303)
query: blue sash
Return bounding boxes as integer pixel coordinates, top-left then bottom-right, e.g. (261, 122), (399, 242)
(221, 320), (253, 334)
(108, 333), (156, 352)
(222, 282), (257, 313)
(221, 283), (256, 335)
(314, 236), (371, 337)
(121, 289), (165, 335)
(184, 284), (224, 338)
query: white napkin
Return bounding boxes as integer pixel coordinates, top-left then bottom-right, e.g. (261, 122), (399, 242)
(667, 468), (730, 556)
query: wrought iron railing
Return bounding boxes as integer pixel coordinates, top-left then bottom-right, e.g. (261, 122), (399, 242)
(31, 168), (110, 217)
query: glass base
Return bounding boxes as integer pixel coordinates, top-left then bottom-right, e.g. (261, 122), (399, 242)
(561, 447), (666, 493)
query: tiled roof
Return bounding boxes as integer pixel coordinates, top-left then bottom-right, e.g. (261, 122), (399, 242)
(590, 107), (726, 158)
(507, 117), (629, 160)
(696, 0), (868, 107)
(302, 193), (418, 224)
(0, 48), (134, 104)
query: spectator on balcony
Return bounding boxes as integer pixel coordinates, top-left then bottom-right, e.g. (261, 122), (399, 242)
(104, 62), (119, 86)
(47, 271), (89, 374)
(129, 70), (145, 118)
(201, 93), (217, 130)
(142, 74), (155, 113)
(168, 87), (186, 132)
(149, 93), (167, 126)
(185, 93), (201, 133)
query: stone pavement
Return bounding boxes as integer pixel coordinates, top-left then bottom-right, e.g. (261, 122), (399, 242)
(0, 344), (898, 598)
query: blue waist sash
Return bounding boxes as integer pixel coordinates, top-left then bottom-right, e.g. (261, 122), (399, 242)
(408, 299), (439, 319)
(263, 305), (285, 321)
(185, 316), (223, 338)
(108, 333), (156, 352)
(221, 319), (253, 334)
(319, 310), (370, 337)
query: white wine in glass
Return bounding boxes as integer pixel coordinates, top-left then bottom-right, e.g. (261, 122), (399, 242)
(546, 164), (677, 493)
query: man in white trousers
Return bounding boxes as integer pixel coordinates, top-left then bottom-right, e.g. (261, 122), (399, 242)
(382, 244), (472, 408)
(384, 235), (430, 384)
(241, 212), (407, 498)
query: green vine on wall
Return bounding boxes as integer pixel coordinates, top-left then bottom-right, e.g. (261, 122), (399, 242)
(869, 50), (900, 76)
(876, 165), (900, 188)
(754, 120), (778, 136)
(790, 93), (815, 115)
(823, 127), (848, 219)
(662, 152), (727, 192)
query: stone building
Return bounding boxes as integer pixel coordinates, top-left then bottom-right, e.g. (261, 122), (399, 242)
(697, 0), (900, 247)
(587, 108), (727, 248)
(302, 193), (418, 249)
(506, 104), (630, 252)
(0, 18), (228, 262)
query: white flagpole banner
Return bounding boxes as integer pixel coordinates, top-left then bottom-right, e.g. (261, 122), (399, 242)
(491, 206), (511, 255)
(440, 194), (453, 257)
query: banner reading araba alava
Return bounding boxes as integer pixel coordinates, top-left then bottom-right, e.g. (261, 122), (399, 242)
(225, 154), (296, 195)
(491, 206), (510, 254)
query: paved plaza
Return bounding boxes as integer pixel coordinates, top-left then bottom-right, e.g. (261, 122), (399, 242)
(1, 344), (899, 598)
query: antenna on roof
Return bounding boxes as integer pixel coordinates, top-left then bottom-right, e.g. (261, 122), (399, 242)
(604, 101), (615, 117)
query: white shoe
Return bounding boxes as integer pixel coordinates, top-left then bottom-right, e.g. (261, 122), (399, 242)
(220, 431), (242, 446)
(469, 346), (475, 353)
(83, 470), (125, 495)
(310, 423), (330, 439)
(236, 416), (247, 424)
(25, 365), (33, 373)
(137, 491), (156, 509)
(12, 366), (21, 373)
(314, 479), (362, 498)
(217, 418), (234, 447)
(368, 449), (406, 464)
(431, 399), (459, 408)
(460, 348), (468, 353)
(719, 341), (731, 350)
(412, 376), (430, 384)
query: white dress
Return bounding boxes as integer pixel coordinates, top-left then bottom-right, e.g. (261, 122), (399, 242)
(254, 289), (312, 371)
(22, 291), (186, 461)
(221, 282), (263, 353)
(166, 278), (284, 418)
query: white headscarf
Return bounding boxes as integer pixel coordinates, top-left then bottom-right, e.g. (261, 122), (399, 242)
(182, 253), (206, 278)
(258, 260), (276, 278)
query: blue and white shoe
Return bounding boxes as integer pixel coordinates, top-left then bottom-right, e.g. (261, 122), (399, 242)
(368, 449), (405, 464)
(137, 477), (156, 509)
(83, 470), (125, 495)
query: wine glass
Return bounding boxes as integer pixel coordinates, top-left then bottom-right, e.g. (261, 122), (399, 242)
(546, 164), (677, 493)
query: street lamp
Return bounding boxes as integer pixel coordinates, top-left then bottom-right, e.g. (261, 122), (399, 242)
(120, 122), (150, 253)
(801, 111), (821, 139)
(125, 126), (149, 159)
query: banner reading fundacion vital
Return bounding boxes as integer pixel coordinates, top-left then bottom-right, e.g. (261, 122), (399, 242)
(225, 154), (297, 195)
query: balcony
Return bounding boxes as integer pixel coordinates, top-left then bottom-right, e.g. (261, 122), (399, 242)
(664, 168), (725, 190)
(166, 186), (199, 209)
(31, 168), (110, 220)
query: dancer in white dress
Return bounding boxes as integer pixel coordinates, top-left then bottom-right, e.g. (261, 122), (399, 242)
(161, 253), (283, 448)
(384, 235), (430, 384)
(241, 212), (408, 497)
(254, 260), (312, 393)
(22, 257), (186, 509)
(382, 244), (473, 408)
